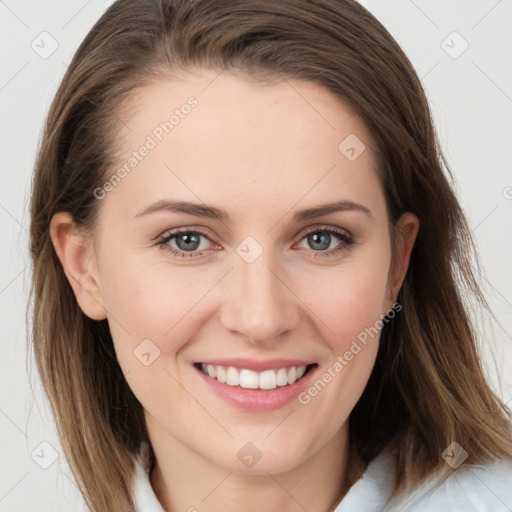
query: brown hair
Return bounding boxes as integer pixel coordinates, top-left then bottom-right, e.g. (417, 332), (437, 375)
(29, 0), (512, 510)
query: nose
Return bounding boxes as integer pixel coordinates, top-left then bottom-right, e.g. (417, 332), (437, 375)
(219, 246), (301, 345)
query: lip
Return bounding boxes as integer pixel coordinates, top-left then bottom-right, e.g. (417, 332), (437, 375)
(197, 358), (315, 372)
(193, 362), (319, 412)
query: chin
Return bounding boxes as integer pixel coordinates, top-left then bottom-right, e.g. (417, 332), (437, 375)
(210, 436), (313, 476)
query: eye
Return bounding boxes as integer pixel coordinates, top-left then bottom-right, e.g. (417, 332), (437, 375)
(156, 228), (215, 258)
(295, 226), (354, 258)
(156, 225), (354, 259)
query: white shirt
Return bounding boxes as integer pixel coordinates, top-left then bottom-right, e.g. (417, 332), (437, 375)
(131, 441), (512, 511)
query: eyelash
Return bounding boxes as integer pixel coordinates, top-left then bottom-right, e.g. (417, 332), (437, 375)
(156, 225), (355, 259)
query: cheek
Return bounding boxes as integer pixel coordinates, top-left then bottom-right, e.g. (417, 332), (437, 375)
(101, 265), (202, 415)
(292, 255), (390, 438)
(100, 226), (391, 367)
(300, 253), (391, 346)
(102, 234), (391, 361)
(101, 257), (221, 372)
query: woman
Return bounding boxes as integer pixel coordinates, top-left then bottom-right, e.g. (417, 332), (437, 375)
(29, 0), (512, 511)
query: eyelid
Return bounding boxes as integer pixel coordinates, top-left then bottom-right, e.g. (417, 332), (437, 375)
(156, 225), (216, 243)
(156, 223), (355, 257)
(297, 224), (354, 241)
(157, 223), (353, 243)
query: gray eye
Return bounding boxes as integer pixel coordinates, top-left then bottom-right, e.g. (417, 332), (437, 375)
(306, 232), (332, 251)
(174, 232), (202, 251)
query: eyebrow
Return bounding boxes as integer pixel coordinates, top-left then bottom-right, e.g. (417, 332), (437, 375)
(135, 199), (372, 222)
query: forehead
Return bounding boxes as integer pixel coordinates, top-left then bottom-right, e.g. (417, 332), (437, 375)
(103, 70), (384, 220)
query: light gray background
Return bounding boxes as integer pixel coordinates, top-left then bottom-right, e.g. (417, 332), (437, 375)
(1, 1), (511, 510)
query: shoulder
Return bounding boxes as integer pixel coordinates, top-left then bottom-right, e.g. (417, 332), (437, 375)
(335, 448), (512, 512)
(395, 457), (512, 512)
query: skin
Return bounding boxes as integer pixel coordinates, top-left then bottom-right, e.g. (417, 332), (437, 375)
(50, 69), (419, 512)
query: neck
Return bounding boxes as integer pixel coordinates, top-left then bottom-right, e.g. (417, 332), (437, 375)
(149, 421), (366, 512)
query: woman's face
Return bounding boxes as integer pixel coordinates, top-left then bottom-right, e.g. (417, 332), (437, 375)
(56, 70), (417, 475)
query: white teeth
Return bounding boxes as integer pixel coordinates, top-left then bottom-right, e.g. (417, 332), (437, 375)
(259, 370), (277, 390)
(239, 369), (259, 389)
(287, 366), (297, 385)
(276, 368), (288, 386)
(216, 366), (227, 384)
(199, 364), (310, 389)
(226, 366), (240, 386)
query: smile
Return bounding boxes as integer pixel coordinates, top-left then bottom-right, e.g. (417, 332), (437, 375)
(195, 363), (317, 390)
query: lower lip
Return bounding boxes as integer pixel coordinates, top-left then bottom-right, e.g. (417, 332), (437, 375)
(194, 364), (319, 412)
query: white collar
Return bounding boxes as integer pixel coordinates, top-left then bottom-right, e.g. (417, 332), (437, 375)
(130, 442), (397, 512)
(131, 441), (165, 512)
(131, 441), (512, 512)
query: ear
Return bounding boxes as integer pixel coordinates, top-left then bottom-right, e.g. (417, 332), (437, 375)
(385, 212), (419, 310)
(49, 212), (107, 321)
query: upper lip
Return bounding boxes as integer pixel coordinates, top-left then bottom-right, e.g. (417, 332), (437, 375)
(196, 358), (316, 372)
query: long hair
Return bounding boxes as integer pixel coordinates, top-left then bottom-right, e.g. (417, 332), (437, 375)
(28, 1), (512, 510)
